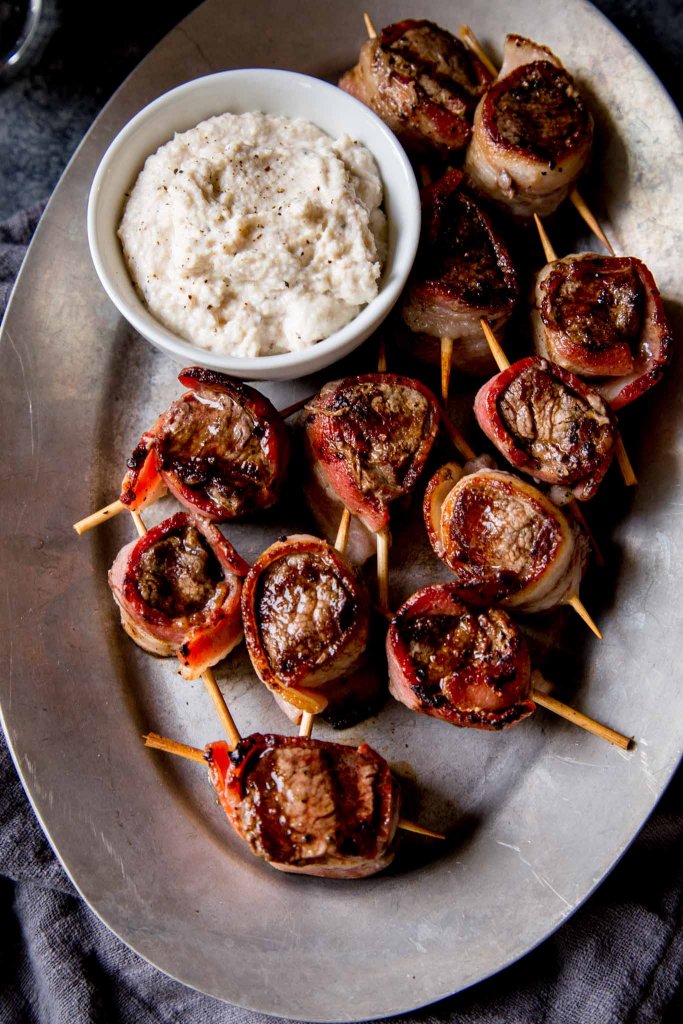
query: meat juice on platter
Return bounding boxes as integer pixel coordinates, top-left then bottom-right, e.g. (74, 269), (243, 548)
(89, 14), (676, 884)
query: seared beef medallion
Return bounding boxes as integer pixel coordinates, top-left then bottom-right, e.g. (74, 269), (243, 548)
(424, 464), (588, 610)
(206, 734), (400, 878)
(304, 374), (440, 534)
(120, 367), (289, 521)
(387, 586), (535, 730)
(241, 535), (370, 716)
(532, 253), (672, 408)
(339, 19), (492, 155)
(464, 35), (593, 218)
(401, 169), (518, 372)
(108, 511), (249, 678)
(474, 357), (617, 500)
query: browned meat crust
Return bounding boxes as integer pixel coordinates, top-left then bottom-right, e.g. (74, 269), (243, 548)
(339, 19), (492, 155)
(207, 734), (400, 878)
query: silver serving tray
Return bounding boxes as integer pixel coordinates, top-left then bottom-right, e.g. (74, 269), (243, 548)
(1, 1), (682, 1019)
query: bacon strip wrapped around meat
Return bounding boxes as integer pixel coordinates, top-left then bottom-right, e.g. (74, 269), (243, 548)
(119, 367), (289, 521)
(532, 253), (673, 409)
(339, 19), (492, 155)
(474, 356), (617, 501)
(205, 733), (400, 878)
(387, 585), (535, 730)
(304, 374), (440, 537)
(424, 464), (588, 611)
(108, 511), (249, 679)
(464, 35), (593, 218)
(400, 169), (518, 374)
(241, 535), (371, 719)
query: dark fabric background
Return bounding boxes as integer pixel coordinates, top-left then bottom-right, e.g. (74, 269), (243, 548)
(1, 2), (682, 1022)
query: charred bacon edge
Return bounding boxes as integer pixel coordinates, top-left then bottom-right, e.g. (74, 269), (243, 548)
(387, 585), (535, 730)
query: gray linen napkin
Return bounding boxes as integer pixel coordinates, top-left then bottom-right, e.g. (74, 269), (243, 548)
(1, 206), (682, 1024)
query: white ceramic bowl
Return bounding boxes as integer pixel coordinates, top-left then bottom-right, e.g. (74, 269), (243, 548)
(87, 68), (420, 381)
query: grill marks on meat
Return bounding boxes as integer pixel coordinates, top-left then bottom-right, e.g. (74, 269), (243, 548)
(136, 525), (223, 618)
(305, 375), (440, 532)
(533, 254), (673, 406)
(257, 552), (358, 678)
(492, 63), (591, 163)
(464, 36), (593, 218)
(424, 465), (588, 611)
(387, 586), (535, 730)
(401, 169), (518, 351)
(475, 357), (616, 500)
(120, 367), (289, 521)
(207, 734), (400, 878)
(339, 19), (492, 155)
(108, 512), (248, 679)
(241, 535), (370, 715)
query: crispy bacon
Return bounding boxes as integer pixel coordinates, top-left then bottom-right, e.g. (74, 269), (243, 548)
(119, 367), (289, 521)
(304, 374), (440, 533)
(387, 585), (535, 730)
(339, 19), (492, 155)
(205, 734), (400, 878)
(424, 464), (588, 610)
(241, 534), (371, 717)
(474, 356), (617, 500)
(108, 511), (248, 679)
(533, 253), (673, 409)
(464, 35), (593, 218)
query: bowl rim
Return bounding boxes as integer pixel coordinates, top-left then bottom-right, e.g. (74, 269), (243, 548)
(87, 67), (421, 376)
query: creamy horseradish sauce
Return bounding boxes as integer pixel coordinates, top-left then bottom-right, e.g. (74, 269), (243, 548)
(118, 112), (386, 357)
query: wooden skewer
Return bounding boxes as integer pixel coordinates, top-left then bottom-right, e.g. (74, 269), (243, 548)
(144, 732), (207, 762)
(130, 510), (242, 746)
(532, 690), (633, 750)
(376, 526), (390, 612)
(614, 434), (637, 487)
(73, 498), (126, 535)
(146, 731), (444, 836)
(566, 594), (602, 640)
(458, 24), (498, 77)
(397, 818), (446, 840)
(479, 317), (509, 374)
(377, 337), (387, 372)
(569, 189), (615, 255)
(458, 27), (614, 251)
(439, 408), (477, 461)
(363, 11), (377, 38)
(533, 212), (557, 263)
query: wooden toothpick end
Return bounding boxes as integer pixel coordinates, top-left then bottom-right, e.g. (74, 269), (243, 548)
(567, 594), (603, 640)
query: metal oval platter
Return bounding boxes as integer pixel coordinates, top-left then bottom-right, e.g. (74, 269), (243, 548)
(1, 0), (682, 1019)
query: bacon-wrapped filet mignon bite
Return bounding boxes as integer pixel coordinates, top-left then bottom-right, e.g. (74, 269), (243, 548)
(532, 253), (673, 409)
(119, 367), (289, 521)
(339, 19), (492, 156)
(304, 374), (440, 534)
(400, 169), (518, 372)
(241, 535), (371, 717)
(474, 356), (617, 501)
(464, 35), (593, 218)
(205, 734), (400, 878)
(424, 463), (588, 611)
(387, 586), (535, 730)
(108, 511), (249, 679)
